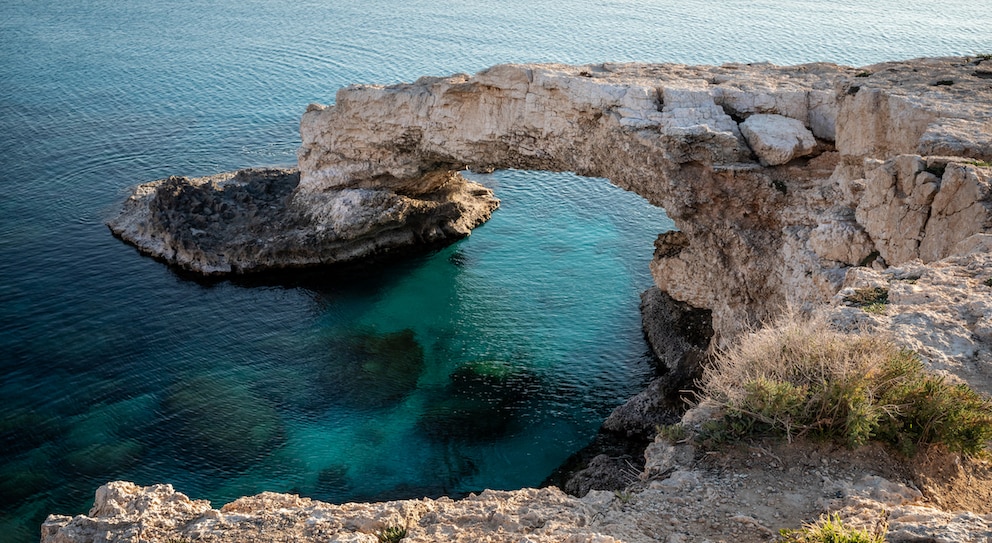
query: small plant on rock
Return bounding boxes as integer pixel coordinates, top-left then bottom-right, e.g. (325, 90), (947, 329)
(613, 489), (634, 505)
(779, 512), (887, 543)
(657, 422), (688, 443)
(843, 287), (888, 314)
(376, 525), (407, 543)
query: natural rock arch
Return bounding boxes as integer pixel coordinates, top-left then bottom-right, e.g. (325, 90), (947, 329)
(111, 57), (992, 343)
(296, 58), (992, 341)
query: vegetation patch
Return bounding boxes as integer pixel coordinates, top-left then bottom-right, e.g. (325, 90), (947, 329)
(613, 489), (634, 505)
(779, 512), (887, 543)
(964, 159), (992, 168)
(843, 287), (888, 314)
(698, 315), (992, 455)
(376, 525), (407, 543)
(657, 422), (689, 443)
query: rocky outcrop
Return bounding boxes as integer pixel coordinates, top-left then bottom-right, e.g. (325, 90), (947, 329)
(824, 234), (992, 398)
(41, 481), (615, 543)
(108, 168), (498, 274)
(600, 286), (711, 437)
(42, 432), (992, 543)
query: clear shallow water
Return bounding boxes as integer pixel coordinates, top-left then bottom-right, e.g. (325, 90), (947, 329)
(1, 0), (989, 540)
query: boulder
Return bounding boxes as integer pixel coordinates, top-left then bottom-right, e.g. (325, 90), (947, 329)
(739, 113), (817, 165)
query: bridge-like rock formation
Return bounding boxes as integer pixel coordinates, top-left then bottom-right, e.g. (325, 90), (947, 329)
(295, 56), (992, 341)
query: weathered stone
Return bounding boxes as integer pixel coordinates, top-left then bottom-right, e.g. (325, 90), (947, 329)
(920, 161), (992, 261)
(739, 113), (817, 166)
(808, 220), (874, 266)
(563, 454), (640, 497)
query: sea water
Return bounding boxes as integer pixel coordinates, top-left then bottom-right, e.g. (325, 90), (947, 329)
(1, 0), (988, 540)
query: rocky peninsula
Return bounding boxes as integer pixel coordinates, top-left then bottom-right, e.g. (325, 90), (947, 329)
(58, 55), (992, 542)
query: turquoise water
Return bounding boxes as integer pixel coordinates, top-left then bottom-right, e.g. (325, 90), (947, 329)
(1, 0), (989, 540)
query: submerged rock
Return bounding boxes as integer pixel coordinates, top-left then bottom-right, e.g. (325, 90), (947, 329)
(161, 376), (284, 469)
(418, 360), (540, 441)
(321, 328), (426, 408)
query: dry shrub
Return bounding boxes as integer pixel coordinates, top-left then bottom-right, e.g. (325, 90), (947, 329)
(698, 313), (992, 455)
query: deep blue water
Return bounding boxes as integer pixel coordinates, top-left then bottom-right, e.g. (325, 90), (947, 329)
(1, 0), (989, 541)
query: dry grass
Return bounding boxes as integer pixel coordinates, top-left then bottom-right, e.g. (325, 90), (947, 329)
(697, 313), (992, 455)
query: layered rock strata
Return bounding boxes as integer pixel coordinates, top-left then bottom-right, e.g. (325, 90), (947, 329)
(108, 167), (498, 274)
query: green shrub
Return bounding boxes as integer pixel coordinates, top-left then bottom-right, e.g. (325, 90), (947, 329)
(656, 422), (688, 442)
(779, 512), (886, 543)
(699, 315), (992, 455)
(376, 525), (407, 543)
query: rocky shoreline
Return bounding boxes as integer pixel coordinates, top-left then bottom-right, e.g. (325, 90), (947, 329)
(58, 55), (992, 542)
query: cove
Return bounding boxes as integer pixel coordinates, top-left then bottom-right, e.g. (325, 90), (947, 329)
(0, 168), (673, 540)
